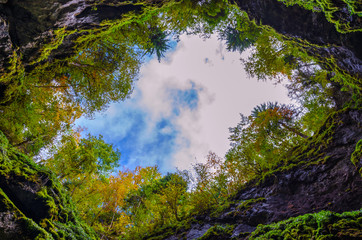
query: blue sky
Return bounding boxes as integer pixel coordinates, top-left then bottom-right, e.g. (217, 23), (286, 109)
(75, 34), (291, 174)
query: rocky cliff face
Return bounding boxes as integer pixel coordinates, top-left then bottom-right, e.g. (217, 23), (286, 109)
(155, 108), (362, 239)
(0, 132), (97, 239)
(0, 0), (361, 75)
(0, 0), (144, 72)
(0, 0), (361, 239)
(232, 0), (362, 77)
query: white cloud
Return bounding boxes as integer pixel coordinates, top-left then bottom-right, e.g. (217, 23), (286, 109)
(131, 34), (291, 171)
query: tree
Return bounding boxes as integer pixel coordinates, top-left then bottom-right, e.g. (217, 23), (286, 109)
(42, 130), (120, 194)
(251, 102), (309, 139)
(145, 27), (171, 62)
(226, 102), (308, 178)
(113, 171), (190, 239)
(0, 77), (83, 155)
(160, 173), (188, 221)
(217, 8), (261, 53)
(88, 166), (161, 239)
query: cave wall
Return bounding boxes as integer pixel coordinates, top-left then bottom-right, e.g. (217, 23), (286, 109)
(232, 0), (362, 77)
(155, 108), (362, 239)
(0, 0), (361, 75)
(0, 0), (144, 72)
(0, 1), (361, 239)
(0, 131), (97, 239)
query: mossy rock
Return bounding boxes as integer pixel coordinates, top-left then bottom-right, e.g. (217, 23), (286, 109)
(197, 224), (234, 240)
(249, 209), (362, 239)
(0, 131), (97, 239)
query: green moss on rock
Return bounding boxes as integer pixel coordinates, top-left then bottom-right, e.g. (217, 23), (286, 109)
(278, 0), (362, 33)
(249, 209), (362, 239)
(237, 198), (266, 212)
(0, 131), (97, 239)
(197, 224), (234, 240)
(351, 139), (362, 176)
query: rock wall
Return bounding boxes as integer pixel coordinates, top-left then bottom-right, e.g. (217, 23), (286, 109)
(156, 108), (362, 239)
(0, 0), (361, 75)
(0, 0), (143, 72)
(0, 132), (97, 239)
(232, 0), (362, 77)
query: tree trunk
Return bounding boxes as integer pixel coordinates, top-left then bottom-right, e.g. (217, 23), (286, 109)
(279, 122), (309, 139)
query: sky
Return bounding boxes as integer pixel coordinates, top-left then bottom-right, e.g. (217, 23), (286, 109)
(75, 34), (291, 174)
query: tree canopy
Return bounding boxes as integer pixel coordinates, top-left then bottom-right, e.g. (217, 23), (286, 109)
(0, 0), (360, 239)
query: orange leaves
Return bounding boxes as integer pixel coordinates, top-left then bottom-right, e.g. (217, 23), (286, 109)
(106, 170), (139, 212)
(80, 166), (162, 235)
(226, 102), (307, 187)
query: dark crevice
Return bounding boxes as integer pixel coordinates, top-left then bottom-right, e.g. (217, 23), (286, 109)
(0, 174), (50, 223)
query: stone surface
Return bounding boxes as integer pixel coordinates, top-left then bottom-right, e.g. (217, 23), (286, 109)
(0, 0), (361, 75)
(232, 0), (362, 77)
(0, 132), (97, 239)
(0, 0), (143, 72)
(161, 109), (362, 239)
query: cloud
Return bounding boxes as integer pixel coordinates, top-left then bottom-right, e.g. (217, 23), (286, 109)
(76, 34), (291, 173)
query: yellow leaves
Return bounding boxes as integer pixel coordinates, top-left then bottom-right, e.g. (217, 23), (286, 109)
(106, 171), (138, 211)
(113, 212), (131, 233)
(73, 165), (163, 237)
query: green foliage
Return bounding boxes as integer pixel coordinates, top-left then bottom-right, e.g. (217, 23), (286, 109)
(0, 0), (235, 157)
(198, 224), (234, 240)
(351, 139), (362, 176)
(146, 27), (171, 62)
(0, 50), (25, 104)
(251, 102), (308, 139)
(249, 210), (362, 239)
(242, 30), (297, 82)
(186, 152), (235, 216)
(0, 0), (361, 239)
(242, 23), (359, 109)
(0, 1), (166, 155)
(216, 5), (261, 53)
(44, 132), (117, 175)
(279, 0), (362, 33)
(0, 78), (83, 155)
(161, 0), (230, 37)
(253, 108), (351, 189)
(121, 171), (189, 239)
(41, 130), (120, 194)
(226, 102), (307, 181)
(0, 131), (97, 239)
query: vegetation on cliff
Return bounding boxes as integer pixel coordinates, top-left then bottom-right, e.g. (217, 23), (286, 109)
(0, 131), (97, 239)
(0, 0), (361, 239)
(249, 210), (362, 239)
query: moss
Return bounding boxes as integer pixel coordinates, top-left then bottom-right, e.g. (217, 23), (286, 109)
(142, 218), (194, 240)
(223, 198), (266, 219)
(274, 26), (361, 107)
(0, 50), (25, 105)
(351, 139), (362, 176)
(197, 224), (235, 240)
(237, 198), (266, 212)
(0, 188), (52, 239)
(252, 108), (344, 187)
(249, 209), (362, 239)
(0, 0), (178, 109)
(210, 200), (235, 217)
(31, 27), (77, 65)
(278, 0), (362, 33)
(27, 0), (179, 69)
(0, 131), (97, 239)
